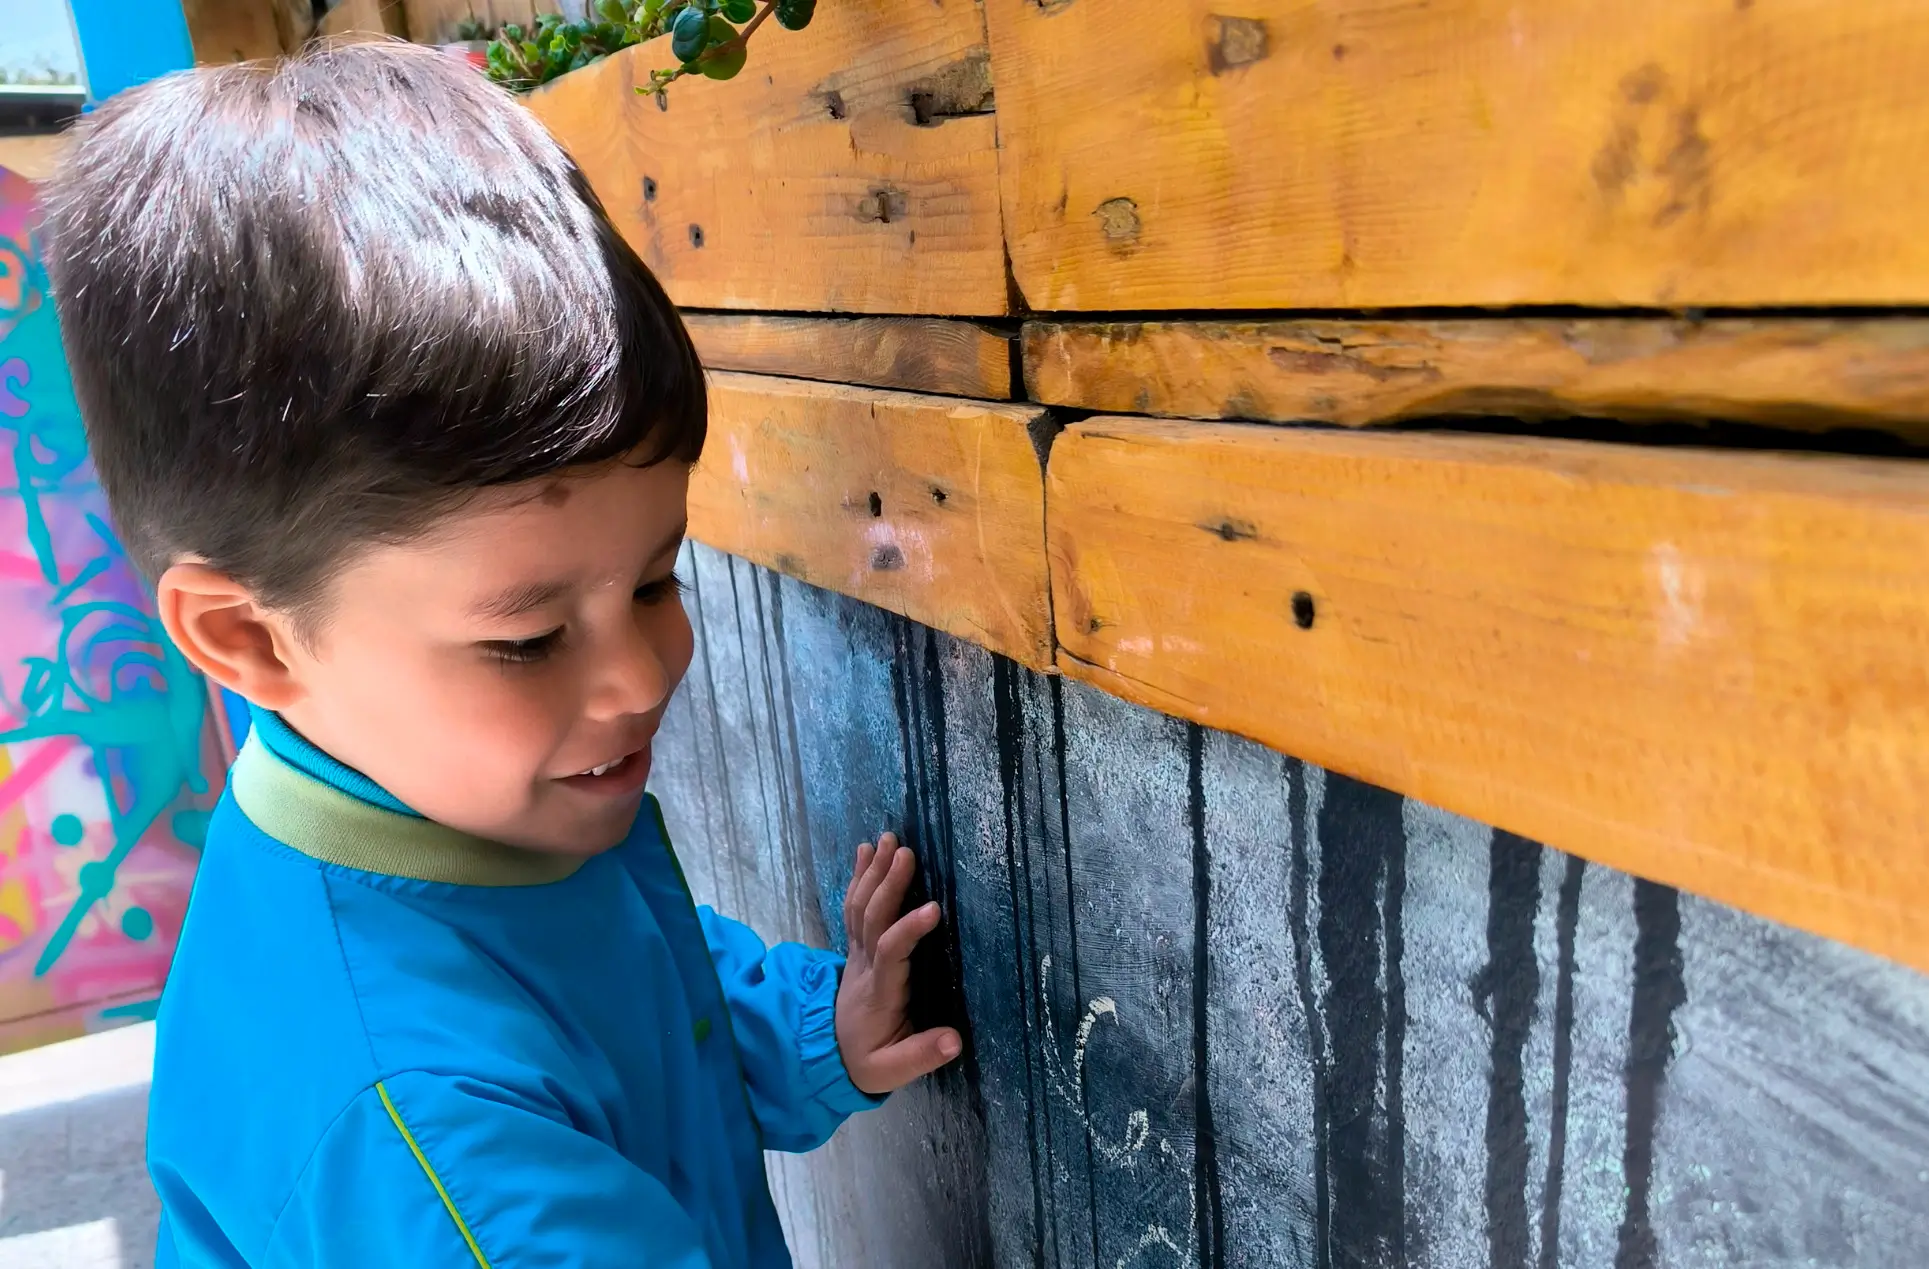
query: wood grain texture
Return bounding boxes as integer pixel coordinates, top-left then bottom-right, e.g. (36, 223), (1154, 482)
(1026, 318), (1929, 435)
(986, 0), (1929, 311)
(0, 137), (69, 183)
(183, 0), (287, 62)
(687, 313), (1013, 399)
(405, 0), (544, 43)
(316, 0), (409, 40)
(692, 372), (1052, 668)
(526, 3), (1006, 315)
(1049, 416), (1929, 971)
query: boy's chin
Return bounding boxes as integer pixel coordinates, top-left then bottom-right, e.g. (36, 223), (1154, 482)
(477, 793), (648, 856)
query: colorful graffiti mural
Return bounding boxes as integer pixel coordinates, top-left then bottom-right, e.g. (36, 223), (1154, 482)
(0, 163), (224, 1055)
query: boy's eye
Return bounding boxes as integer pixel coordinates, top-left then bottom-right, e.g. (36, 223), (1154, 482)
(482, 628), (564, 666)
(635, 571), (686, 605)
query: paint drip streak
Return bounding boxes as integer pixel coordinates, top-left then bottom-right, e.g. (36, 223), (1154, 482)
(1382, 802), (1408, 1268)
(1616, 881), (1686, 1269)
(1478, 832), (1543, 1269)
(1287, 759), (1332, 1269)
(1316, 775), (1399, 1269)
(1012, 671), (1064, 1269)
(726, 558), (783, 926)
(1537, 856), (1587, 1269)
(1050, 676), (1103, 1269)
(993, 659), (1049, 1267)
(1186, 725), (1226, 1269)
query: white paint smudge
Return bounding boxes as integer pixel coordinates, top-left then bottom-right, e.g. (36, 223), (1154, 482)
(1651, 543), (1705, 651)
(1037, 955), (1199, 1268)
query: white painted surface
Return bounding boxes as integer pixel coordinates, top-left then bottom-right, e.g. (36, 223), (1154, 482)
(0, 1025), (157, 1269)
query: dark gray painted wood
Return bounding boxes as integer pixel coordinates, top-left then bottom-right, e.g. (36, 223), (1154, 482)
(652, 543), (1929, 1269)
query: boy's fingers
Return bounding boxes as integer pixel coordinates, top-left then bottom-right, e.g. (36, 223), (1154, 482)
(843, 842), (875, 941)
(862, 847), (917, 954)
(875, 902), (941, 966)
(847, 834), (896, 945)
(862, 1028), (964, 1093)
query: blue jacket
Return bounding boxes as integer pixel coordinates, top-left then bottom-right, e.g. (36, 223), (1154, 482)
(149, 712), (878, 1267)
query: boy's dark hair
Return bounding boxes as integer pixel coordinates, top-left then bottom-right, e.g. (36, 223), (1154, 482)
(41, 40), (705, 617)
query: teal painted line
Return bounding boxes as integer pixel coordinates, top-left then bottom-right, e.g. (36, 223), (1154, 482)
(100, 997), (160, 1022)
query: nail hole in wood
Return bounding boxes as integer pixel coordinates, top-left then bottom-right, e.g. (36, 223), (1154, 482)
(931, 486), (948, 505)
(643, 177), (658, 202)
(868, 491), (883, 517)
(1292, 591), (1316, 629)
(689, 224), (705, 248)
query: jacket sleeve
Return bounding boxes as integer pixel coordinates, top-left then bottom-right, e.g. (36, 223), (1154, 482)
(697, 905), (885, 1153)
(263, 1072), (713, 1268)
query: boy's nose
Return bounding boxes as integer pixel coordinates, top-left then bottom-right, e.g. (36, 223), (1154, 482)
(585, 628), (670, 721)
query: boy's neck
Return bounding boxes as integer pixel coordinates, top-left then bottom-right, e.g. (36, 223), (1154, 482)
(247, 704), (420, 818)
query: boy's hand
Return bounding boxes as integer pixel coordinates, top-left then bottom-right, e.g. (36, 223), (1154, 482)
(835, 833), (963, 1096)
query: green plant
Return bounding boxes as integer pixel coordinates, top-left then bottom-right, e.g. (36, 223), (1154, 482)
(483, 0), (811, 98)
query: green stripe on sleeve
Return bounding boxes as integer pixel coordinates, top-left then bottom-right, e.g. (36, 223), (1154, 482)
(375, 1081), (492, 1268)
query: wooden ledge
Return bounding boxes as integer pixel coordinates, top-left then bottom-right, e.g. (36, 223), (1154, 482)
(692, 372), (1054, 670)
(1049, 416), (1929, 971)
(688, 314), (1014, 400)
(1025, 318), (1929, 438)
(988, 0), (1929, 310)
(528, 0), (1007, 315)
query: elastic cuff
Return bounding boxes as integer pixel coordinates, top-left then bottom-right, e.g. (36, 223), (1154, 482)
(797, 953), (888, 1116)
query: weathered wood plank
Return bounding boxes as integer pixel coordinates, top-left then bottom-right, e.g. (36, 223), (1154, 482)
(0, 137), (68, 184)
(1025, 318), (1929, 436)
(315, 0), (408, 40)
(692, 372), (1052, 669)
(986, 0), (1929, 310)
(528, 4), (1006, 315)
(1048, 417), (1929, 971)
(406, 0), (545, 44)
(183, 0), (287, 62)
(687, 313), (1013, 399)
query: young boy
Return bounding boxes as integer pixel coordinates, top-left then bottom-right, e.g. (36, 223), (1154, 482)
(42, 41), (961, 1268)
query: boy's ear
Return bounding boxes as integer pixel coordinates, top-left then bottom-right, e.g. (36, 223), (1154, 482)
(155, 563), (305, 711)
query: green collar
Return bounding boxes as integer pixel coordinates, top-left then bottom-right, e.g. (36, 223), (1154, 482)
(229, 737), (586, 886)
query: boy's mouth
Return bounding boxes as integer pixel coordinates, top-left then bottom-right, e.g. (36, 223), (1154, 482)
(561, 745), (652, 796)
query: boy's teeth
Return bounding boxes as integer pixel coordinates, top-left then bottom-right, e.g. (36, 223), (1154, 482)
(584, 759), (617, 777)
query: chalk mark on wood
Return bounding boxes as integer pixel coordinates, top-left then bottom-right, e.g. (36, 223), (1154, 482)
(1037, 952), (1201, 1269)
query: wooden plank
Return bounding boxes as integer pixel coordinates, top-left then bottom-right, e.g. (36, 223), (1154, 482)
(406, 0), (544, 43)
(1048, 416), (1929, 971)
(527, 2), (1007, 315)
(317, 0), (409, 40)
(686, 313), (1013, 399)
(986, 0), (1929, 311)
(1025, 318), (1929, 435)
(692, 372), (1052, 669)
(0, 137), (68, 184)
(184, 0), (288, 62)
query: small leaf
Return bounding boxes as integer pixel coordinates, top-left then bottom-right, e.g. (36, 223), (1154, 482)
(698, 15), (746, 77)
(669, 5), (711, 62)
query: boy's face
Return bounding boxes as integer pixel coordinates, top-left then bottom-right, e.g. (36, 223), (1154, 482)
(274, 458), (694, 853)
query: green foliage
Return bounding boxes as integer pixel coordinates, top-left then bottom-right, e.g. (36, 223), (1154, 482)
(482, 1), (795, 98)
(775, 0), (815, 32)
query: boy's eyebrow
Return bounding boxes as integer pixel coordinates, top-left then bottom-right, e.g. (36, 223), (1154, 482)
(470, 522), (688, 621)
(652, 520), (690, 561)
(469, 579), (572, 622)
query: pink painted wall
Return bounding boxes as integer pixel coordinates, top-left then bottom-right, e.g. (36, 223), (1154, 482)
(0, 164), (227, 1054)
